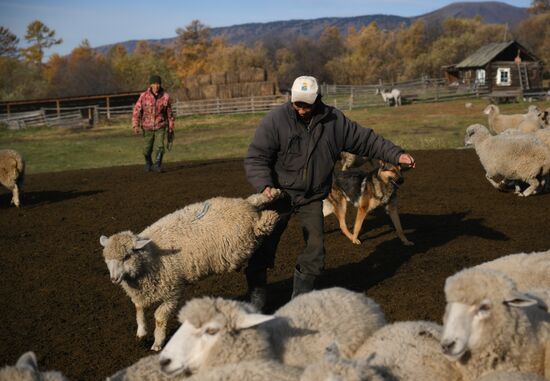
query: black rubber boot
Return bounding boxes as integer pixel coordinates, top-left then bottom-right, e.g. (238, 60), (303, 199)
(291, 267), (316, 299)
(144, 155), (153, 172)
(246, 268), (267, 311)
(153, 152), (164, 173)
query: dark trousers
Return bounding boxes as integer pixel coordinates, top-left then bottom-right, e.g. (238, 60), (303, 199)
(245, 196), (325, 289)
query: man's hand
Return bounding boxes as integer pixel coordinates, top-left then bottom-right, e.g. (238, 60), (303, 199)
(133, 127), (140, 135)
(398, 153), (416, 168)
(262, 186), (275, 200)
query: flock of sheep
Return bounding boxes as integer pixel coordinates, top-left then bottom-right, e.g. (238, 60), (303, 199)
(466, 104), (550, 197)
(1, 101), (550, 381)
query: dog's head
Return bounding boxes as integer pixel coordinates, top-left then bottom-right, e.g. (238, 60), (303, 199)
(378, 160), (404, 187)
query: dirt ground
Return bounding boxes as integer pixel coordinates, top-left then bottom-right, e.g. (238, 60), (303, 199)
(1, 149), (550, 380)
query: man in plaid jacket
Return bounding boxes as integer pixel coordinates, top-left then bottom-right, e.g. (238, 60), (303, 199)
(132, 75), (175, 172)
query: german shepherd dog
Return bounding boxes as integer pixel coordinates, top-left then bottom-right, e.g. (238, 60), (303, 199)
(323, 160), (414, 246)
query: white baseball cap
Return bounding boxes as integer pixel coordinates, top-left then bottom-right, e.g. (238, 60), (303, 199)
(291, 76), (319, 105)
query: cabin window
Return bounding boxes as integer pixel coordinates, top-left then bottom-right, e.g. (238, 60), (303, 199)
(476, 69), (486, 85)
(496, 68), (511, 86)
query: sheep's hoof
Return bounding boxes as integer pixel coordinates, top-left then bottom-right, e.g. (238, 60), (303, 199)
(270, 188), (282, 200)
(403, 240), (414, 246)
(151, 343), (162, 351)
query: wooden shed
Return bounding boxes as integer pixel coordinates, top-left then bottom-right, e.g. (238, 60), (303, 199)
(444, 40), (544, 100)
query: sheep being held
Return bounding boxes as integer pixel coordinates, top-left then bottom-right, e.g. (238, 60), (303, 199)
(441, 268), (550, 381)
(464, 123), (550, 196)
(0, 149), (25, 208)
(0, 351), (69, 381)
(99, 191), (281, 351)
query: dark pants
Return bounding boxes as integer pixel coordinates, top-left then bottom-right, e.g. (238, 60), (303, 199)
(245, 195), (325, 289)
(142, 128), (166, 159)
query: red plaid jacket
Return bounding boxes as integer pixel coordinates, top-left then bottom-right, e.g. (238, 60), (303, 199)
(132, 88), (175, 132)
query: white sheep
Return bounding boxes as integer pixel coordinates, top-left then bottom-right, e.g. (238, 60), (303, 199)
(474, 250), (550, 292)
(99, 191), (281, 351)
(375, 88), (401, 107)
(0, 149), (25, 208)
(300, 342), (387, 381)
(158, 288), (386, 377)
(267, 287), (387, 367)
(483, 105), (534, 134)
(353, 320), (462, 381)
(464, 123), (550, 196)
(0, 351), (69, 381)
(441, 268), (550, 381)
(475, 370), (548, 381)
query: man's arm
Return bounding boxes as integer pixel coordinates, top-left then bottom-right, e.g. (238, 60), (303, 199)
(244, 114), (280, 193)
(132, 94), (144, 134)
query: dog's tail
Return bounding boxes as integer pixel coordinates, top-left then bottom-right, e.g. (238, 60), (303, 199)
(322, 199), (334, 217)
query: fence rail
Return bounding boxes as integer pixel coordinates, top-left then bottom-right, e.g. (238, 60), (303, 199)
(1, 78), (490, 128)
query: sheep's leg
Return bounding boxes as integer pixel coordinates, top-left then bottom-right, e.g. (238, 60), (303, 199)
(246, 188), (282, 207)
(485, 174), (505, 190)
(151, 299), (177, 351)
(520, 178), (539, 197)
(135, 304), (147, 340)
(11, 183), (20, 207)
(386, 201), (413, 246)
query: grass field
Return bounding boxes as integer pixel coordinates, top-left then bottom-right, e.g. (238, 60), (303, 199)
(1, 98), (548, 174)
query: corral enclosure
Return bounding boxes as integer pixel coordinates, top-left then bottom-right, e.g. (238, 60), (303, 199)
(1, 149), (550, 380)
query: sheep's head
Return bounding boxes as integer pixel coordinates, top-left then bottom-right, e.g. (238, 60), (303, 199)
(441, 268), (538, 362)
(99, 231), (152, 284)
(159, 297), (275, 376)
(483, 104), (498, 116)
(464, 124), (491, 147)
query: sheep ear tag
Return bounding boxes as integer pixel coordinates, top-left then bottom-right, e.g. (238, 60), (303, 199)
(99, 235), (109, 247)
(236, 313), (276, 329)
(504, 294), (538, 308)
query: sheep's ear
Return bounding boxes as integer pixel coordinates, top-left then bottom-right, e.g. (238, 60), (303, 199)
(236, 313), (276, 329)
(504, 293), (538, 308)
(15, 351), (39, 372)
(134, 239), (151, 250)
(99, 235), (109, 247)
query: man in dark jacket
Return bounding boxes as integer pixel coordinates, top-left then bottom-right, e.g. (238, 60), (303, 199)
(243, 75), (415, 309)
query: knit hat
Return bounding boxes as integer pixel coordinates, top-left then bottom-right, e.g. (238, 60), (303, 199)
(291, 76), (319, 104)
(149, 75), (162, 85)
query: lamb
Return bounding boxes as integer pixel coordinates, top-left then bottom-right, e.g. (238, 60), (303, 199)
(99, 191), (281, 351)
(440, 268), (550, 381)
(483, 105), (535, 134)
(157, 288), (386, 377)
(0, 149), (25, 208)
(353, 320), (462, 381)
(375, 88), (401, 107)
(464, 123), (550, 196)
(0, 351), (69, 381)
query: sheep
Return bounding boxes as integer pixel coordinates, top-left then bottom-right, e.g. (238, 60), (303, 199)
(300, 343), (387, 381)
(464, 123), (550, 196)
(352, 320), (462, 381)
(474, 250), (550, 292)
(475, 371), (548, 381)
(0, 149), (25, 208)
(0, 351), (69, 381)
(440, 268), (550, 381)
(483, 105), (534, 134)
(375, 88), (401, 107)
(267, 287), (387, 367)
(157, 288), (386, 377)
(99, 191), (281, 351)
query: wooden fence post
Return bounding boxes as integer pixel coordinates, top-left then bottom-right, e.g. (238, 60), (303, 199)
(349, 87), (354, 111)
(106, 96), (111, 120)
(56, 100), (61, 117)
(251, 96), (255, 112)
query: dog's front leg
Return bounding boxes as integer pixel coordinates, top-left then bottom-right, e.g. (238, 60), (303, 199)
(386, 202), (414, 246)
(350, 206), (368, 245)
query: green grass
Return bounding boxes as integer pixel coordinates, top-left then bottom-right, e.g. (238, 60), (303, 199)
(1, 98), (548, 174)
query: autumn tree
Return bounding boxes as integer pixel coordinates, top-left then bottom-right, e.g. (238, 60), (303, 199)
(173, 20), (211, 78)
(515, 12), (550, 75)
(0, 26), (19, 57)
(529, 0), (550, 14)
(20, 20), (62, 65)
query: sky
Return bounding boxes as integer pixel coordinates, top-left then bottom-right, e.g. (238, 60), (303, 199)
(0, 0), (532, 58)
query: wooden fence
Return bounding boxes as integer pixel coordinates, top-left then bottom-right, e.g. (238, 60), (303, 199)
(0, 78), (490, 128)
